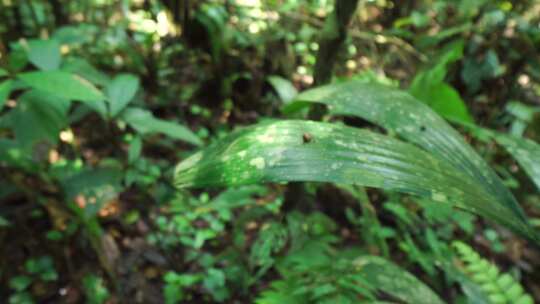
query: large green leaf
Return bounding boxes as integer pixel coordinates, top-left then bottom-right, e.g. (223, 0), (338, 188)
(411, 82), (473, 123)
(18, 71), (107, 115)
(409, 40), (473, 123)
(288, 81), (534, 240)
(18, 71), (104, 102)
(26, 39), (62, 71)
(174, 120), (533, 240)
(6, 90), (69, 149)
(106, 73), (140, 117)
(121, 107), (202, 146)
(176, 80), (537, 241)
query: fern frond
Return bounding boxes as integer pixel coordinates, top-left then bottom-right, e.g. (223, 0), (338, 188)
(452, 241), (534, 304)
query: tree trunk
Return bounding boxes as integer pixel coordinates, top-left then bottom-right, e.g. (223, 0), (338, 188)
(313, 0), (359, 86)
(309, 0), (358, 120)
(49, 0), (69, 27)
(284, 0), (359, 213)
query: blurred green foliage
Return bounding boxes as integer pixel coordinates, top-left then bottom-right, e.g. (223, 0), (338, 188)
(1, 0), (540, 303)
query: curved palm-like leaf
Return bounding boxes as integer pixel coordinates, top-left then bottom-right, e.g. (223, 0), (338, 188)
(495, 135), (540, 191)
(459, 122), (540, 192)
(174, 119), (536, 241)
(290, 82), (520, 212)
(287, 81), (536, 241)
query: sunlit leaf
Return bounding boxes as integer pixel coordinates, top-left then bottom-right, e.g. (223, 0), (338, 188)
(106, 73), (140, 117)
(122, 107), (202, 146)
(26, 39), (62, 71)
(18, 71), (107, 115)
(174, 120), (534, 240)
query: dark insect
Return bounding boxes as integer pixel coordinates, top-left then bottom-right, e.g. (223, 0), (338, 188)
(420, 125), (426, 132)
(302, 132), (313, 143)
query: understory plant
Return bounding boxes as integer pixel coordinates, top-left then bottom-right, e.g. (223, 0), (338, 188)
(174, 80), (540, 302)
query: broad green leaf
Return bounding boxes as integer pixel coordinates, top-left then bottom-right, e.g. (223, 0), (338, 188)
(353, 256), (444, 304)
(174, 120), (531, 239)
(5, 90), (69, 149)
(412, 82), (473, 123)
(268, 76), (297, 103)
(61, 57), (111, 87)
(409, 40), (472, 123)
(288, 81), (534, 240)
(122, 108), (202, 146)
(18, 71), (107, 116)
(412, 40), (464, 85)
(15, 69), (105, 121)
(26, 39), (62, 71)
(0, 80), (13, 109)
(0, 68), (8, 77)
(106, 73), (140, 117)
